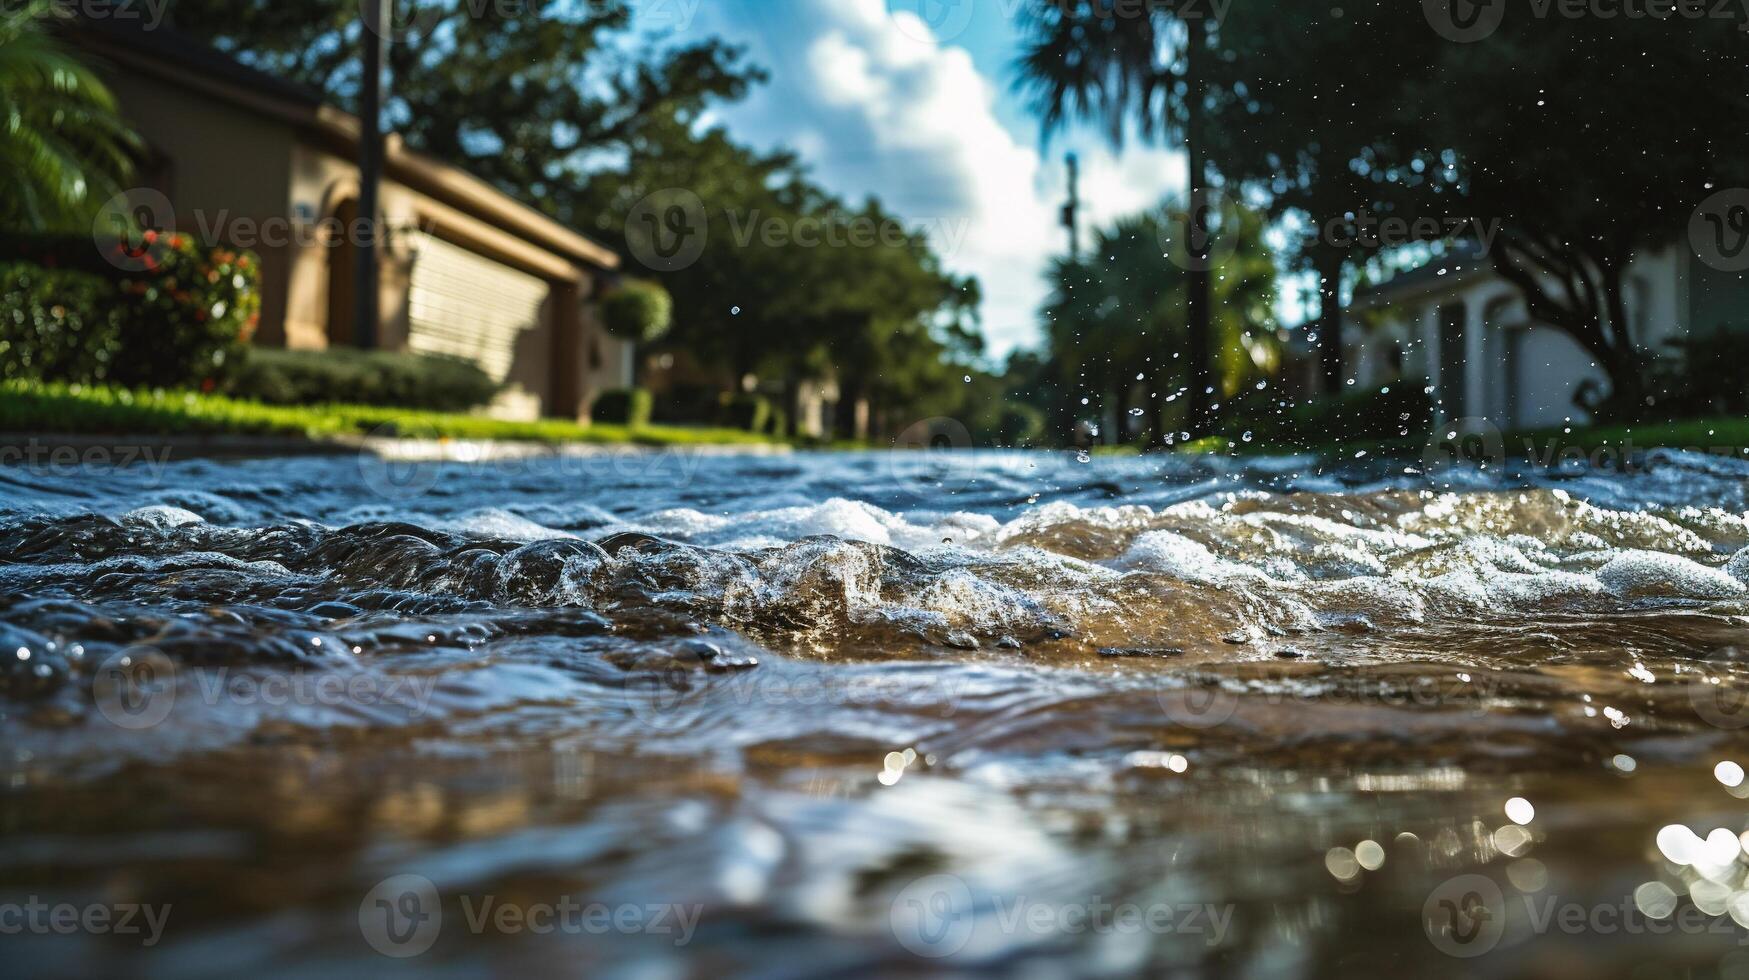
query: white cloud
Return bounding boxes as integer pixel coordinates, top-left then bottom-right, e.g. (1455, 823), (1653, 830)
(685, 0), (1184, 356)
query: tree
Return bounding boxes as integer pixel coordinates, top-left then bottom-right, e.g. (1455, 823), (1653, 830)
(1014, 0), (1219, 435)
(1040, 204), (1276, 444)
(166, 0), (762, 228)
(599, 278), (671, 344)
(567, 111), (981, 437)
(0, 2), (138, 232)
(175, 0), (987, 433)
(1203, 3), (1456, 394)
(1409, 9), (1749, 417)
(1204, 2), (1749, 418)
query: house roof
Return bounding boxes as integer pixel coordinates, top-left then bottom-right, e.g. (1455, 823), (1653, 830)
(1350, 238), (1490, 309)
(64, 15), (619, 273)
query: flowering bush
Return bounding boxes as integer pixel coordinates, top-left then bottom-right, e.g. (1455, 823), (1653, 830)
(0, 233), (260, 390)
(108, 231), (260, 389)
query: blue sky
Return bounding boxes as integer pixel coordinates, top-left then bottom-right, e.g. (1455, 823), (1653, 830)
(645, 0), (1187, 357)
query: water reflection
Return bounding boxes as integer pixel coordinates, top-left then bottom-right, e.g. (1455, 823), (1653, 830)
(3, 448), (1749, 975)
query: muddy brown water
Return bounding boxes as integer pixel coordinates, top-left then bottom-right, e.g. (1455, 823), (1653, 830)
(4, 448), (1749, 977)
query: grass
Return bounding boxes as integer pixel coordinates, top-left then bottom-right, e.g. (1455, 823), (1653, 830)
(0, 381), (778, 447)
(1166, 417), (1749, 461)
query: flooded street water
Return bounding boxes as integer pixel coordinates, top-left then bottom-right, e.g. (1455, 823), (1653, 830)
(6, 447), (1749, 977)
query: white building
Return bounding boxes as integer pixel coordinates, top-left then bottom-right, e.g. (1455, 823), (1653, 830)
(1341, 239), (1748, 428)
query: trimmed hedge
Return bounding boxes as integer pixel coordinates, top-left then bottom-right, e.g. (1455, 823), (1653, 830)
(226, 347), (500, 412)
(720, 393), (771, 433)
(997, 403), (1046, 446)
(599, 279), (672, 343)
(1218, 382), (1434, 450)
(0, 232), (259, 390)
(591, 387), (653, 427)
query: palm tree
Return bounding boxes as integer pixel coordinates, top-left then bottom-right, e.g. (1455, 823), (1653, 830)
(1016, 1), (1215, 438)
(0, 2), (138, 232)
(1042, 206), (1277, 444)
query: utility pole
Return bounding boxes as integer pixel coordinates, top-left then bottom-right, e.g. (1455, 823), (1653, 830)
(1182, 14), (1213, 433)
(354, 0), (388, 349)
(1061, 152), (1081, 261)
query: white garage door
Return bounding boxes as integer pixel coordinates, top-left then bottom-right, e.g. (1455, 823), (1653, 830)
(408, 235), (548, 418)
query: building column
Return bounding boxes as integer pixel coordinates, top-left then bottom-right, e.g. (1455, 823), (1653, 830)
(1421, 305), (1443, 423)
(549, 278), (585, 422)
(1464, 299), (1489, 425)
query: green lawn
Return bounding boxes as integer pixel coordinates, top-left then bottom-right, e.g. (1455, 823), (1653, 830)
(1171, 417), (1749, 460)
(0, 381), (777, 447)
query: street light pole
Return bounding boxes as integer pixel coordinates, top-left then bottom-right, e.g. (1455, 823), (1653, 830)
(1183, 13), (1213, 434)
(354, 0), (388, 349)
(1062, 152), (1081, 262)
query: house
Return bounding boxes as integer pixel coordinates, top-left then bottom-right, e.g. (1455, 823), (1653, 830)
(1342, 239), (1749, 429)
(68, 18), (633, 421)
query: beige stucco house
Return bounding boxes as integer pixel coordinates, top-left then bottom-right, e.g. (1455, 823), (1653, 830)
(71, 19), (633, 421)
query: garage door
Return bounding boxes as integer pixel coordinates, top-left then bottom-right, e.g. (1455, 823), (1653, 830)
(407, 235), (548, 418)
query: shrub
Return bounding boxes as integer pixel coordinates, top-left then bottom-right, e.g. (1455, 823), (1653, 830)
(766, 406), (788, 437)
(0, 233), (258, 390)
(592, 387), (652, 427)
(226, 347), (500, 412)
(996, 403), (1046, 446)
(106, 233), (259, 388)
(0, 264), (124, 382)
(1643, 328), (1749, 418)
(1219, 382), (1434, 449)
(599, 279), (672, 344)
(719, 393), (770, 433)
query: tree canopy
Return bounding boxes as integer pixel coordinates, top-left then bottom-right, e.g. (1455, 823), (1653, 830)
(166, 0), (989, 438)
